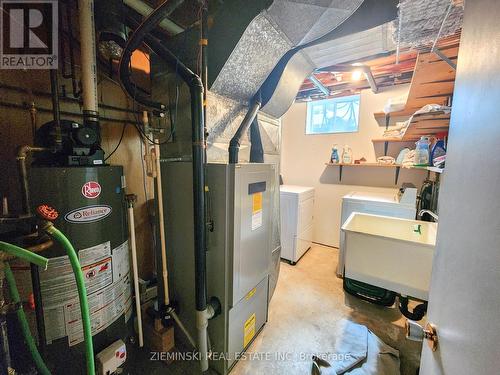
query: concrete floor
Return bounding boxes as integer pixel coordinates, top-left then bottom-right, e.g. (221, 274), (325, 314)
(231, 245), (421, 375)
(130, 244), (421, 374)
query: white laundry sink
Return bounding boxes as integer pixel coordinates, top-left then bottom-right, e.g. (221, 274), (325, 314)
(341, 212), (437, 300)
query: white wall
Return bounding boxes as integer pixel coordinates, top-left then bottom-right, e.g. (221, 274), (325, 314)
(281, 84), (428, 247)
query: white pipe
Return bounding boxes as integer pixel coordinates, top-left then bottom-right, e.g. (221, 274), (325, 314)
(78, 0), (99, 113)
(196, 310), (209, 372)
(127, 200), (144, 347)
(123, 0), (184, 35)
(168, 308), (197, 349)
(154, 143), (169, 305)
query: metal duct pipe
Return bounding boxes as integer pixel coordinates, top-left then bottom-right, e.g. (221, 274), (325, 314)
(123, 0), (184, 35)
(78, 0), (99, 126)
(228, 93), (262, 164)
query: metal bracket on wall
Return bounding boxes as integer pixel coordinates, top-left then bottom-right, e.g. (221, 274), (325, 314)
(432, 47), (457, 70)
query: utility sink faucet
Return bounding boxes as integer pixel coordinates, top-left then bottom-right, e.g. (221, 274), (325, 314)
(418, 209), (439, 222)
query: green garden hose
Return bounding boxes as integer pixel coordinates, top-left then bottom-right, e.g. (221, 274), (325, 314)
(4, 262), (52, 375)
(45, 225), (95, 375)
(0, 241), (49, 269)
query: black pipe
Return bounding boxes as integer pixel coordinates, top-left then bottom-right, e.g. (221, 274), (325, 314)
(249, 117), (264, 163)
(49, 70), (62, 150)
(190, 79), (207, 311)
(122, 8), (207, 312)
(0, 82), (143, 115)
(201, 2), (208, 142)
(229, 93), (261, 164)
(118, 0), (184, 111)
(0, 100), (140, 125)
(30, 264), (47, 354)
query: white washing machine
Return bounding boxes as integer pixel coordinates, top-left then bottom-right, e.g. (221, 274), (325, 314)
(337, 185), (417, 277)
(280, 185), (315, 264)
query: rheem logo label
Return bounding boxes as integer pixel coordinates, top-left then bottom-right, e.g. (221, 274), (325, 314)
(82, 181), (101, 199)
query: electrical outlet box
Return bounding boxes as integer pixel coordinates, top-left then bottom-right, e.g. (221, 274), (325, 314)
(96, 339), (127, 375)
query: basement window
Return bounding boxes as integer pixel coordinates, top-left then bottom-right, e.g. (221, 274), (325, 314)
(306, 94), (360, 134)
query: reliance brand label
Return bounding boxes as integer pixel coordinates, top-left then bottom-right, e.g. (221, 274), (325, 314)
(65, 205), (112, 223)
(82, 181), (101, 199)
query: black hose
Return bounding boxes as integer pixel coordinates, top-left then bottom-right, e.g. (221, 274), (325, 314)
(118, 0), (184, 110)
(399, 296), (428, 321)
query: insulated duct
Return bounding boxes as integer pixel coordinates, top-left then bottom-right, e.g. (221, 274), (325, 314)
(211, 0), (365, 104)
(258, 0), (399, 117)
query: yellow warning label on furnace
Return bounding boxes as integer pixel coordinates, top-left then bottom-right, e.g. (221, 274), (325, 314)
(245, 287), (256, 300)
(252, 193), (263, 231)
(252, 192), (262, 213)
(243, 313), (256, 347)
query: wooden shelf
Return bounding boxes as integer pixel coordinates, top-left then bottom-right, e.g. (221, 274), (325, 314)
(413, 166), (444, 174)
(373, 47), (457, 149)
(373, 110), (451, 143)
(325, 162), (442, 183)
(326, 162), (400, 168)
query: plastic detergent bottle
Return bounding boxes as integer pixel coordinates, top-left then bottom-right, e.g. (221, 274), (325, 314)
(330, 145), (340, 163)
(342, 145), (353, 164)
(414, 136), (431, 166)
